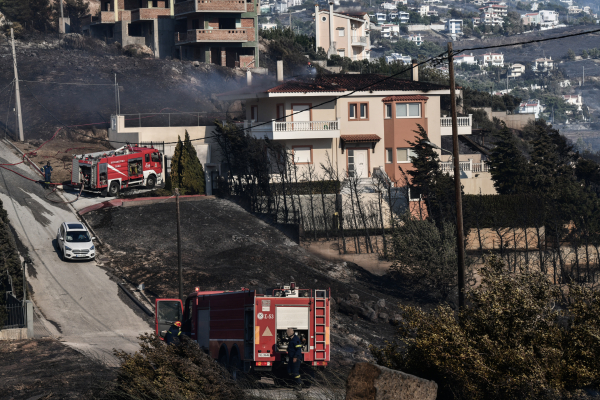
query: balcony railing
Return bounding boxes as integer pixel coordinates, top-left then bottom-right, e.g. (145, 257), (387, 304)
(440, 114), (472, 136)
(440, 160), (490, 174)
(239, 119), (340, 140)
(175, 29), (249, 43)
(197, 0), (248, 12)
(351, 36), (367, 46)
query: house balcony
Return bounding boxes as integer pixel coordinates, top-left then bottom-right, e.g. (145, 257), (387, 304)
(175, 29), (249, 44)
(440, 114), (472, 136)
(351, 36), (367, 47)
(83, 11), (115, 26)
(440, 160), (489, 178)
(239, 119), (340, 140)
(131, 8), (171, 22)
(175, 0), (250, 14)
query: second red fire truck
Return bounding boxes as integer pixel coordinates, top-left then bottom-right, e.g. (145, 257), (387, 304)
(71, 145), (163, 196)
(155, 283), (330, 375)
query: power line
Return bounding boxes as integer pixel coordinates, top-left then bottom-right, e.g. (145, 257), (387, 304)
(19, 80), (115, 86)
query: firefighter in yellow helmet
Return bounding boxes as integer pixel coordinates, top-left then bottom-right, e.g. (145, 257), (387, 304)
(165, 321), (182, 345)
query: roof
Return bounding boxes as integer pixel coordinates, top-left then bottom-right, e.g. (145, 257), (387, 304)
(340, 134), (381, 142)
(264, 74), (451, 94)
(382, 95), (429, 102)
(441, 135), (490, 156)
(317, 9), (367, 22)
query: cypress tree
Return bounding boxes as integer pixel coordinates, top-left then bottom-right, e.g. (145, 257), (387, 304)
(170, 136), (184, 191)
(181, 131), (205, 195)
(488, 126), (528, 195)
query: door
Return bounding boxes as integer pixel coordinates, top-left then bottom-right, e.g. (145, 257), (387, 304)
(348, 149), (367, 178)
(155, 299), (183, 339)
(292, 104), (310, 131)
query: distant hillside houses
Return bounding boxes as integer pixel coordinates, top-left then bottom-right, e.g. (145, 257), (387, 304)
(453, 53), (477, 65)
(563, 94), (583, 111)
(385, 53), (412, 64)
(519, 99), (544, 119)
(479, 52), (504, 67)
(402, 34), (423, 45)
(509, 63), (526, 78)
(534, 57), (555, 72)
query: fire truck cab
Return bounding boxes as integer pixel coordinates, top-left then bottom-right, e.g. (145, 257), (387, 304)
(155, 283), (330, 374)
(71, 145), (163, 196)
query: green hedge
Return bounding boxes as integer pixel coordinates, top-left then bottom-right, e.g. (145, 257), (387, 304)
(463, 194), (546, 229)
(269, 180), (341, 195)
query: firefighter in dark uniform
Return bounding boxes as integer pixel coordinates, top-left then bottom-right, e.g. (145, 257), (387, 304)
(286, 327), (303, 390)
(165, 321), (182, 345)
(41, 162), (53, 189)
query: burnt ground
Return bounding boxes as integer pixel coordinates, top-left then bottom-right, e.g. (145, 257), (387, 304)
(84, 197), (421, 370)
(0, 338), (115, 400)
(0, 32), (246, 143)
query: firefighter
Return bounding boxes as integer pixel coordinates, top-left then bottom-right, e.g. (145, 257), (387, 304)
(286, 327), (303, 390)
(164, 321), (182, 345)
(41, 162), (53, 189)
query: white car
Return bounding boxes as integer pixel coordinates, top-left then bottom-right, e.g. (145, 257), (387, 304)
(56, 222), (96, 261)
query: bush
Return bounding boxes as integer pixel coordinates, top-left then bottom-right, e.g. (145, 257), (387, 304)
(108, 333), (243, 400)
(373, 256), (600, 400)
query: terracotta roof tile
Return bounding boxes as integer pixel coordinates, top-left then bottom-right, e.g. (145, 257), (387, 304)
(266, 74), (450, 94)
(382, 95), (429, 102)
(340, 134), (381, 142)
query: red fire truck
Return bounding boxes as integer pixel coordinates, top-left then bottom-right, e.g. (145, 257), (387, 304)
(155, 283), (330, 374)
(71, 145), (163, 196)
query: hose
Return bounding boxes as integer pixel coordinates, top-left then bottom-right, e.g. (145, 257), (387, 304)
(44, 182), (84, 204)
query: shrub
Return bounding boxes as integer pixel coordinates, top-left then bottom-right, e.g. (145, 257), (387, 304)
(109, 333), (243, 400)
(373, 256), (600, 399)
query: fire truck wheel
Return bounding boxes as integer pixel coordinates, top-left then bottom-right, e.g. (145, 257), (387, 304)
(108, 182), (120, 197)
(146, 175), (156, 189)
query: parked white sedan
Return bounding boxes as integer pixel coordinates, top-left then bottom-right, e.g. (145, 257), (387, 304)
(56, 222), (96, 261)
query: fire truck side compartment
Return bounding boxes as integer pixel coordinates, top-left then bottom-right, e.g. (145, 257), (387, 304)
(71, 159), (80, 184)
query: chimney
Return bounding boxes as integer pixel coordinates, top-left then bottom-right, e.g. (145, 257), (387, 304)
(329, 2), (335, 55)
(247, 70), (252, 86)
(412, 59), (418, 81)
(277, 60), (284, 82)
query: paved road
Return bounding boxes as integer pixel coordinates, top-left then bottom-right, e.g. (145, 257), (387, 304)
(0, 143), (150, 365)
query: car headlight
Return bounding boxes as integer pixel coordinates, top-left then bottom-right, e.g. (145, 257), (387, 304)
(65, 246), (72, 251)
(90, 245), (95, 250)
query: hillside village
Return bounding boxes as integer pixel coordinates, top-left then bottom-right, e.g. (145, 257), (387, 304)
(1, 0), (600, 399)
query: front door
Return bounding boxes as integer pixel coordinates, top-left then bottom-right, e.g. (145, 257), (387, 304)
(349, 149), (368, 178)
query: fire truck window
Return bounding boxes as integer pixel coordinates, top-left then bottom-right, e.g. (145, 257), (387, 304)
(145, 154), (150, 163)
(151, 153), (161, 163)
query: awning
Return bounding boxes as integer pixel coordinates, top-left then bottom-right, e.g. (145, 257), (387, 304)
(340, 134), (381, 153)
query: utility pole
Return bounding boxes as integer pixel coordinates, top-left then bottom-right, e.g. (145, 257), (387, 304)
(583, 66), (585, 85)
(114, 73), (118, 116)
(59, 0), (64, 33)
(447, 42), (466, 310)
(175, 188), (183, 302)
(10, 29), (24, 142)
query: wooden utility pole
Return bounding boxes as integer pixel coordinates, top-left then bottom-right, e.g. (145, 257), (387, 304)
(175, 188), (183, 302)
(10, 28), (24, 142)
(447, 42), (466, 310)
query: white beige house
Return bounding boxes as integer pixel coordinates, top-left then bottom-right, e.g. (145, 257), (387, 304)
(478, 52), (504, 67)
(315, 5), (370, 61)
(535, 57), (554, 71)
(509, 63), (526, 78)
(219, 68), (476, 186)
(563, 94), (583, 111)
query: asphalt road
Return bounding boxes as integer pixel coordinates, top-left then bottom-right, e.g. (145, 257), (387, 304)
(0, 143), (150, 366)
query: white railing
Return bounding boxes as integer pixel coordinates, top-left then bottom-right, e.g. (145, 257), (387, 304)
(273, 120), (339, 131)
(440, 115), (472, 127)
(351, 36), (367, 45)
(440, 160), (489, 173)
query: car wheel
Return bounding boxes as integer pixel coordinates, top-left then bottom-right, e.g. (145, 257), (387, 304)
(108, 182), (119, 197)
(146, 175), (156, 189)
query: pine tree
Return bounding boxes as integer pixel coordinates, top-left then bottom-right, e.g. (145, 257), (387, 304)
(169, 136), (184, 191)
(181, 131), (205, 195)
(488, 126), (528, 195)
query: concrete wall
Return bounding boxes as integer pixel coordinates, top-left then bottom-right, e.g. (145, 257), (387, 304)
(461, 172), (497, 195)
(475, 107), (535, 130)
(0, 328), (28, 340)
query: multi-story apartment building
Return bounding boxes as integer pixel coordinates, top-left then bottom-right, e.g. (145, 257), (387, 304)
(173, 0), (260, 67)
(82, 0), (176, 58)
(315, 5), (370, 61)
(445, 19), (463, 35)
(478, 52), (504, 67)
(220, 69), (473, 184)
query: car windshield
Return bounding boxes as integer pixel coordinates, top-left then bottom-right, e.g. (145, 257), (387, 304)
(66, 231), (91, 243)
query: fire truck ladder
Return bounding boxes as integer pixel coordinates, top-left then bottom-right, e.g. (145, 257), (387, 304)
(314, 290), (327, 361)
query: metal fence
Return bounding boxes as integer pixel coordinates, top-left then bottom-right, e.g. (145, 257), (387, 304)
(1, 303), (25, 329)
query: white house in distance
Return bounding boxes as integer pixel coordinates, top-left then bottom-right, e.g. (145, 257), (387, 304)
(509, 63), (526, 78)
(519, 99), (544, 119)
(563, 94), (583, 111)
(478, 53), (504, 67)
(539, 10), (559, 27)
(385, 53), (412, 64)
(402, 34), (423, 46)
(535, 57), (554, 71)
(445, 19), (463, 35)
(453, 53), (477, 65)
(259, 23), (278, 30)
(521, 12), (541, 25)
(315, 5), (371, 61)
(381, 23), (400, 39)
(381, 2), (397, 10)
(375, 13), (387, 24)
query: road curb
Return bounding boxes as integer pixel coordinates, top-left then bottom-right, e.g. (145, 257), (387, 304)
(78, 194), (213, 215)
(117, 282), (154, 317)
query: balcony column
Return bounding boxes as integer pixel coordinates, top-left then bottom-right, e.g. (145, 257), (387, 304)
(221, 48), (227, 66)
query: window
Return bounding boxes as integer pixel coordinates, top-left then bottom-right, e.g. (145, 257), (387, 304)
(322, 16), (327, 22)
(338, 49), (345, 57)
(408, 187), (421, 201)
(251, 105), (258, 121)
(338, 28), (345, 37)
(293, 146), (312, 164)
(395, 103), (421, 118)
(385, 103), (392, 118)
(349, 104), (357, 119)
(397, 147), (416, 163)
(276, 103), (285, 121)
(386, 148), (392, 163)
(349, 103), (368, 120)
(151, 152), (162, 163)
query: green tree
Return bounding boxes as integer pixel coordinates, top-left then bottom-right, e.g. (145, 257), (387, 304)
(582, 49), (589, 59)
(567, 48), (576, 60)
(181, 131), (206, 195)
(0, 0), (51, 31)
(488, 126), (528, 194)
(169, 136), (184, 191)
